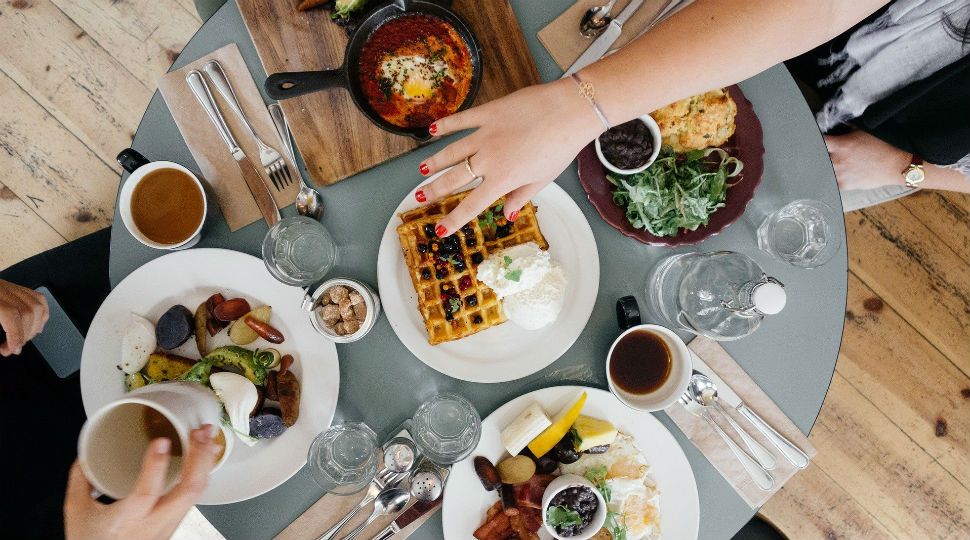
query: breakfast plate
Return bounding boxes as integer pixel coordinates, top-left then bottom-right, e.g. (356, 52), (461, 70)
(578, 85), (764, 246)
(80, 248), (340, 504)
(377, 176), (599, 383)
(442, 386), (699, 539)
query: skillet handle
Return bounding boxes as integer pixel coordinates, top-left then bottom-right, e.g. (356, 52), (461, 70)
(265, 70), (344, 100)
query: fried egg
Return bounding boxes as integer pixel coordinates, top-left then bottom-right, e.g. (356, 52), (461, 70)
(559, 433), (661, 540)
(379, 55), (448, 103)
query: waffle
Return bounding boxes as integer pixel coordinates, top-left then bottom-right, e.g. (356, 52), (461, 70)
(397, 190), (548, 345)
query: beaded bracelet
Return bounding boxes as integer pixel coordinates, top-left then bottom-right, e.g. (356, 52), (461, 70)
(571, 73), (611, 131)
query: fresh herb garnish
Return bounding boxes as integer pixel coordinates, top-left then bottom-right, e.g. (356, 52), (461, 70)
(607, 147), (743, 237)
(448, 297), (462, 314)
(477, 203), (506, 230)
(585, 466), (627, 540)
(505, 269), (522, 282)
(546, 505), (584, 528)
(331, 0), (369, 20)
(378, 77), (394, 100)
(503, 255), (513, 266)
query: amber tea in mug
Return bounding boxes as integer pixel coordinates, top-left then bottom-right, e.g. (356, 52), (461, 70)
(608, 329), (673, 394)
(130, 168), (205, 245)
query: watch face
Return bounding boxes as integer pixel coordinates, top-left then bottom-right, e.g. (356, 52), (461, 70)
(905, 167), (925, 184)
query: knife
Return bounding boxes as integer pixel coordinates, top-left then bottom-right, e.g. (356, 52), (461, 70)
(370, 498), (442, 540)
(689, 351), (809, 469)
(186, 70), (281, 227)
(563, 0), (646, 77)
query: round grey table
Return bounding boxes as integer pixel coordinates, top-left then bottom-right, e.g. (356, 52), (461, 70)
(110, 2), (847, 538)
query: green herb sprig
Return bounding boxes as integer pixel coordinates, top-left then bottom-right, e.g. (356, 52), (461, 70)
(585, 466), (628, 540)
(546, 505), (584, 529)
(607, 147), (743, 237)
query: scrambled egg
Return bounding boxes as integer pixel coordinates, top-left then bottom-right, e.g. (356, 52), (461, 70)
(379, 54), (448, 103)
(559, 433), (661, 540)
(651, 88), (737, 152)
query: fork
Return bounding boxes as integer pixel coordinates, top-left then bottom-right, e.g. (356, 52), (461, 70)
(679, 391), (774, 490)
(201, 60), (293, 191)
(315, 467), (404, 540)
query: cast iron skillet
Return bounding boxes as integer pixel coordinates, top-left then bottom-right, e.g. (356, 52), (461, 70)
(264, 0), (483, 141)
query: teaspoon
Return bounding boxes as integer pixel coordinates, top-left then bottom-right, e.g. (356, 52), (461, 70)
(339, 488), (410, 540)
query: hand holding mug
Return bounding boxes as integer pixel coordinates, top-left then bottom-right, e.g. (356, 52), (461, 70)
(64, 426), (221, 540)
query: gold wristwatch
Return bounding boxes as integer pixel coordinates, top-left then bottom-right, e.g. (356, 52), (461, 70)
(902, 154), (925, 188)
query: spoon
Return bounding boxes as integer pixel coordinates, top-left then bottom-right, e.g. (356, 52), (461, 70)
(687, 374), (774, 490)
(268, 103), (324, 220)
(689, 373), (776, 469)
(339, 487), (410, 540)
(580, 0), (617, 37)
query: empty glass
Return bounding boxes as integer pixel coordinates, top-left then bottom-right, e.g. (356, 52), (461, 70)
(757, 199), (841, 268)
(262, 216), (336, 286)
(307, 422), (379, 495)
(410, 393), (481, 465)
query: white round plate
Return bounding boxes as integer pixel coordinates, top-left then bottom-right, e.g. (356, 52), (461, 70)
(377, 176), (599, 383)
(442, 386), (700, 540)
(80, 248), (340, 505)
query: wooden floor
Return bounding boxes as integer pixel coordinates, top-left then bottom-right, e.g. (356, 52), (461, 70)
(2, 2), (968, 539)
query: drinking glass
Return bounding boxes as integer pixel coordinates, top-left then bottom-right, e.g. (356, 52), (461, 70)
(757, 199), (841, 268)
(262, 216), (336, 286)
(307, 422), (379, 495)
(410, 393), (481, 465)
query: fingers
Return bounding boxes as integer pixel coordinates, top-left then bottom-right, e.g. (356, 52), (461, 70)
(418, 160), (480, 205)
(435, 180), (505, 238)
(0, 304), (27, 356)
(122, 438), (174, 513)
(156, 426), (219, 516)
(64, 460), (97, 515)
(430, 106), (488, 138)
(32, 290), (49, 336)
(421, 136), (478, 177)
(502, 182), (549, 221)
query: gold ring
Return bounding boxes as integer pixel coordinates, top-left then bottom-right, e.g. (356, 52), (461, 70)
(464, 157), (481, 182)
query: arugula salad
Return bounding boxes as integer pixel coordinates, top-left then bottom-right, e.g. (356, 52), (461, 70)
(607, 148), (743, 237)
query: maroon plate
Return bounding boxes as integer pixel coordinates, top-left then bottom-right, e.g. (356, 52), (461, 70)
(577, 85), (764, 246)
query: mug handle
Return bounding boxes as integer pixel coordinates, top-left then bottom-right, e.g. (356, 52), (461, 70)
(616, 296), (642, 330)
(116, 148), (151, 174)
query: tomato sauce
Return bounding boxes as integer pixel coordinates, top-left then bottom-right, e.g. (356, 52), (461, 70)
(359, 14), (473, 129)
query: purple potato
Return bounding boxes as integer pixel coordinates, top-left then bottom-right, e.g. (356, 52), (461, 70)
(156, 305), (194, 350)
(250, 408), (286, 439)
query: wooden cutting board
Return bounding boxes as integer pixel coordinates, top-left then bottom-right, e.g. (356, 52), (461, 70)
(237, 0), (540, 185)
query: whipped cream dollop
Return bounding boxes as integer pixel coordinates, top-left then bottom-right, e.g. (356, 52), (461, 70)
(477, 242), (567, 329)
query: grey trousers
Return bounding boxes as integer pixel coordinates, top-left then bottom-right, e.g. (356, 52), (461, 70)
(840, 184), (917, 212)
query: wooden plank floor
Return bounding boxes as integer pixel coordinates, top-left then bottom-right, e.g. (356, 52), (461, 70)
(2, 2), (968, 539)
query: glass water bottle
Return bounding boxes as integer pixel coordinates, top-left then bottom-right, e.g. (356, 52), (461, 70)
(646, 251), (786, 341)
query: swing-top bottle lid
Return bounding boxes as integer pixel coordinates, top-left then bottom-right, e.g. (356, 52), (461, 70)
(752, 279), (786, 315)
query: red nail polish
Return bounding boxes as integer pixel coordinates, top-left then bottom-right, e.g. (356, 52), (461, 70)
(419, 163), (430, 176)
(415, 190), (427, 203)
(435, 224), (447, 237)
(429, 123), (438, 135)
(509, 210), (519, 222)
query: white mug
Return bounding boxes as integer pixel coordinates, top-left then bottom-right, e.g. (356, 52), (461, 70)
(117, 148), (207, 250)
(77, 381), (221, 500)
(606, 324), (692, 412)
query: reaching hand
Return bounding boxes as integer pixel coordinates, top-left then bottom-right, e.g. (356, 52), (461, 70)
(415, 78), (602, 236)
(0, 279), (49, 356)
(825, 130), (911, 192)
(64, 426), (221, 540)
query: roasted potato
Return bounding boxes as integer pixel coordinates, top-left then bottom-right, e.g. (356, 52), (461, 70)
(276, 369), (300, 427)
(228, 305), (271, 346)
(194, 302), (209, 356)
(125, 372), (148, 391)
(144, 352), (197, 381)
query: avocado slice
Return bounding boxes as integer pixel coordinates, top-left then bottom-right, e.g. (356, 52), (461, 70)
(203, 346), (266, 385)
(179, 360), (214, 386)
